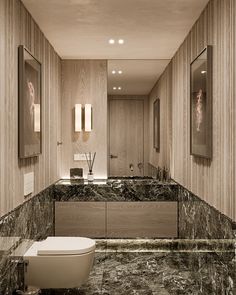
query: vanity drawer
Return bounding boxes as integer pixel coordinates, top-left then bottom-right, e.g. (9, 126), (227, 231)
(55, 202), (106, 237)
(107, 202), (178, 238)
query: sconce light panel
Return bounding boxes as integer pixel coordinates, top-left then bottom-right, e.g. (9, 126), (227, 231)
(85, 104), (92, 132)
(34, 104), (40, 132)
(75, 104), (82, 132)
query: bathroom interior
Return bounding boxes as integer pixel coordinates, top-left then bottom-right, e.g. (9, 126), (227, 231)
(0, 0), (236, 294)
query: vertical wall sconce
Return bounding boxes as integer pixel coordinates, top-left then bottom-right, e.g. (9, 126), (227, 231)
(34, 104), (40, 132)
(85, 104), (92, 132)
(75, 104), (82, 132)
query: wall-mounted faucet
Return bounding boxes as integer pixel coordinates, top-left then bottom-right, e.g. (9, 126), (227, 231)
(129, 164), (134, 172)
(137, 162), (143, 170)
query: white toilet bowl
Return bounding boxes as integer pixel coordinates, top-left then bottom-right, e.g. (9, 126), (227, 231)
(23, 237), (95, 289)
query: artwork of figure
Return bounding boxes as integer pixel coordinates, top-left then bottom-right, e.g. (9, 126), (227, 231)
(24, 61), (40, 153)
(195, 88), (203, 132)
(19, 45), (41, 158)
(192, 88), (206, 146)
(190, 46), (212, 158)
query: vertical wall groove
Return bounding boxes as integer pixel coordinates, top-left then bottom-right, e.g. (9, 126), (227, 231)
(0, 0), (62, 216)
(61, 60), (107, 179)
(149, 0), (236, 221)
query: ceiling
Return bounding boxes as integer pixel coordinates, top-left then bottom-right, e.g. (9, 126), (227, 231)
(22, 0), (209, 59)
(108, 60), (169, 95)
(22, 0), (209, 95)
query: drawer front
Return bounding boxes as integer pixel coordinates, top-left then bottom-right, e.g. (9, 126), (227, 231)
(55, 202), (106, 238)
(107, 202), (178, 238)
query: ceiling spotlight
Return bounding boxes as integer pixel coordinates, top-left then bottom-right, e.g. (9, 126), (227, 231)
(109, 39), (115, 44)
(113, 87), (117, 90)
(118, 70), (122, 74)
(118, 87), (122, 90)
(112, 70), (116, 74)
(201, 70), (207, 74)
(118, 39), (124, 44)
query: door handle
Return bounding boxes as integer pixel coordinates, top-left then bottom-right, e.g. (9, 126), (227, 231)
(110, 154), (118, 159)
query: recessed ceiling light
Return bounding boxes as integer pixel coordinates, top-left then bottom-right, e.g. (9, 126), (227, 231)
(113, 87), (117, 90)
(118, 39), (124, 44)
(112, 70), (116, 74)
(118, 70), (122, 74)
(109, 39), (115, 44)
(201, 70), (207, 74)
(118, 87), (122, 90)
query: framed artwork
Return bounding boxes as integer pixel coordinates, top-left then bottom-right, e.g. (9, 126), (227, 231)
(153, 98), (160, 152)
(190, 46), (212, 159)
(18, 45), (42, 159)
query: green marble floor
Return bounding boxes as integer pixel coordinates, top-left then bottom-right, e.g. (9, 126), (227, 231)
(41, 239), (236, 295)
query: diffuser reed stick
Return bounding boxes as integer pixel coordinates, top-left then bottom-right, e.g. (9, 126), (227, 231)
(85, 152), (96, 173)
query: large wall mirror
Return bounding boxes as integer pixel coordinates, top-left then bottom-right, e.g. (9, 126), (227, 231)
(107, 60), (168, 177)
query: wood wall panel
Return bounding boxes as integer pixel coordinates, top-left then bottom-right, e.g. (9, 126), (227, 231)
(149, 0), (236, 221)
(61, 60), (107, 179)
(148, 64), (172, 170)
(0, 0), (61, 217)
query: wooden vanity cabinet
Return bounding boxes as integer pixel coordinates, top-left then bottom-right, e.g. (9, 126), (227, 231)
(55, 201), (178, 238)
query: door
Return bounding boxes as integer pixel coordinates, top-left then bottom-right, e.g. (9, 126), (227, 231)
(109, 99), (144, 176)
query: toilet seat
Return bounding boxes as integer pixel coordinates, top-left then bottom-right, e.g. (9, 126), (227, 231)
(37, 237), (95, 255)
(24, 237), (96, 257)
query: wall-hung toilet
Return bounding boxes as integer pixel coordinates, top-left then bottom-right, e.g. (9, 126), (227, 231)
(23, 237), (95, 289)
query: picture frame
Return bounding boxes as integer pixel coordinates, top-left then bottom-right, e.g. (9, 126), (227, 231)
(153, 98), (160, 152)
(18, 45), (42, 159)
(190, 46), (212, 159)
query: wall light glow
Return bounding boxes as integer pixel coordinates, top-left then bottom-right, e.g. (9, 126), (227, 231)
(85, 104), (92, 132)
(34, 104), (40, 132)
(75, 104), (82, 132)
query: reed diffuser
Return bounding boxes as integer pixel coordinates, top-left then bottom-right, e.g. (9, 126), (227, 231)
(85, 152), (96, 181)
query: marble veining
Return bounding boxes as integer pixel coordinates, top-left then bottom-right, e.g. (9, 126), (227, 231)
(54, 179), (178, 202)
(178, 185), (236, 239)
(41, 239), (236, 295)
(0, 186), (54, 295)
(54, 178), (235, 239)
(0, 178), (236, 294)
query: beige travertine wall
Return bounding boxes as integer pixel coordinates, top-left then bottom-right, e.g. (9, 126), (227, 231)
(0, 0), (61, 216)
